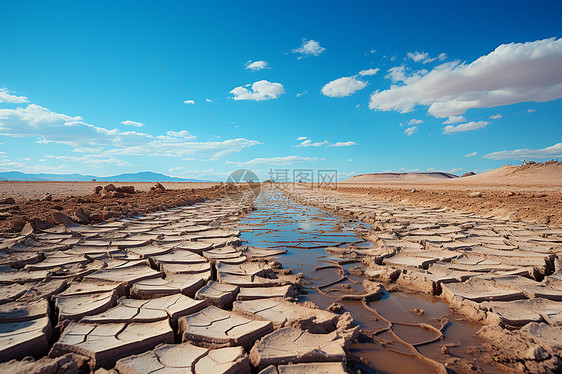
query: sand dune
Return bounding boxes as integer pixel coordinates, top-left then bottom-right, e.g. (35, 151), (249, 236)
(455, 161), (562, 186)
(342, 172), (458, 183)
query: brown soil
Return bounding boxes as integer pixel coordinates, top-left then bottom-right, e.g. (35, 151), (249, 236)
(331, 185), (562, 226)
(0, 181), (216, 201)
(0, 183), (252, 233)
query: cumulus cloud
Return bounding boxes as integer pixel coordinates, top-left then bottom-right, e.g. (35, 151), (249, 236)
(408, 119), (423, 125)
(359, 68), (379, 76)
(443, 115), (466, 124)
(166, 130), (196, 139)
(0, 102), (260, 160)
(443, 121), (489, 134)
(484, 143), (562, 160)
(321, 76), (366, 97)
(370, 38), (562, 118)
(0, 88), (29, 103)
(121, 120), (144, 127)
(230, 80), (285, 101)
(230, 155), (322, 166)
(403, 126), (418, 136)
(407, 51), (436, 64)
(465, 151), (478, 157)
(184, 100), (195, 104)
(245, 60), (269, 71)
(293, 39), (325, 57)
(330, 141), (357, 147)
(489, 114), (503, 119)
(296, 136), (307, 141)
(295, 139), (328, 147)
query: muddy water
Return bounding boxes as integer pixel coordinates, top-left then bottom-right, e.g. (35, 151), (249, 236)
(238, 189), (503, 374)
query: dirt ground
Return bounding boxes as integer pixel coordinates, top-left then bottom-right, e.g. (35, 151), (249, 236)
(0, 181), (217, 202)
(332, 183), (562, 226)
(0, 182), (252, 233)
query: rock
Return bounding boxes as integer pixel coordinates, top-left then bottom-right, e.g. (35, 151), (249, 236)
(468, 191), (483, 198)
(0, 353), (79, 374)
(249, 327), (346, 370)
(94, 186), (103, 194)
(52, 212), (75, 226)
(116, 186), (135, 194)
(49, 320), (174, 370)
(150, 183), (165, 192)
(103, 184), (116, 192)
(461, 172), (476, 177)
(40, 193), (52, 202)
(179, 306), (273, 349)
(0, 198), (16, 205)
(327, 303), (344, 314)
(72, 208), (90, 224)
(411, 308), (424, 316)
(524, 345), (551, 361)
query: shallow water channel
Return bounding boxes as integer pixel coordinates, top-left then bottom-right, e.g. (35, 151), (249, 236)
(238, 189), (503, 374)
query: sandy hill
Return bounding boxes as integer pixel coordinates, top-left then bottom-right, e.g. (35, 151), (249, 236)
(342, 172), (458, 183)
(456, 160), (562, 185)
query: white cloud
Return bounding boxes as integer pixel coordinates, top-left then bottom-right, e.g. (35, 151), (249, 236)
(443, 115), (466, 124)
(296, 91), (308, 97)
(229, 155), (322, 166)
(465, 151), (478, 157)
(386, 65), (408, 83)
(484, 143), (562, 160)
(407, 51), (436, 64)
(230, 80), (285, 101)
(443, 120), (489, 134)
(489, 114), (503, 119)
(206, 98), (212, 103)
(359, 68), (380, 76)
(0, 88), (29, 103)
(295, 139), (328, 147)
(330, 141), (357, 147)
(438, 53), (447, 61)
(403, 126), (418, 136)
(448, 167), (464, 174)
(293, 39), (325, 57)
(166, 130), (196, 139)
(0, 101), (260, 160)
(184, 100), (195, 104)
(121, 120), (144, 127)
(408, 119), (424, 125)
(321, 76), (366, 98)
(296, 136), (307, 141)
(370, 38), (562, 118)
(245, 60), (269, 71)
(45, 154), (131, 167)
(527, 109), (536, 113)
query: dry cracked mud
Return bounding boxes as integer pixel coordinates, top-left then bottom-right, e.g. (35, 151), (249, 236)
(0, 184), (560, 373)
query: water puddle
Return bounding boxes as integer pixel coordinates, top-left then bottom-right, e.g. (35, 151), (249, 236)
(238, 189), (504, 373)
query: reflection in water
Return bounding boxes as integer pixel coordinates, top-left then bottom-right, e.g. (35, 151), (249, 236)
(239, 189), (504, 374)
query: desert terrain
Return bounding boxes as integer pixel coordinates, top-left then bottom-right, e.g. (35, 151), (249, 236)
(0, 162), (560, 374)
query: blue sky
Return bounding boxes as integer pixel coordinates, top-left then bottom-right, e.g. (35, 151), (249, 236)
(1, 0), (561, 181)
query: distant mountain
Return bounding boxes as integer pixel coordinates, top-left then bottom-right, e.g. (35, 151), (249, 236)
(0, 171), (213, 182)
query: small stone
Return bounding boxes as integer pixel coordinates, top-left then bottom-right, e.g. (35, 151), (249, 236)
(411, 308), (424, 316)
(52, 212), (74, 226)
(468, 191), (483, 198)
(103, 184), (116, 192)
(116, 186), (135, 194)
(73, 208), (90, 224)
(94, 186), (103, 194)
(327, 303), (344, 314)
(40, 193), (52, 201)
(525, 345), (550, 361)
